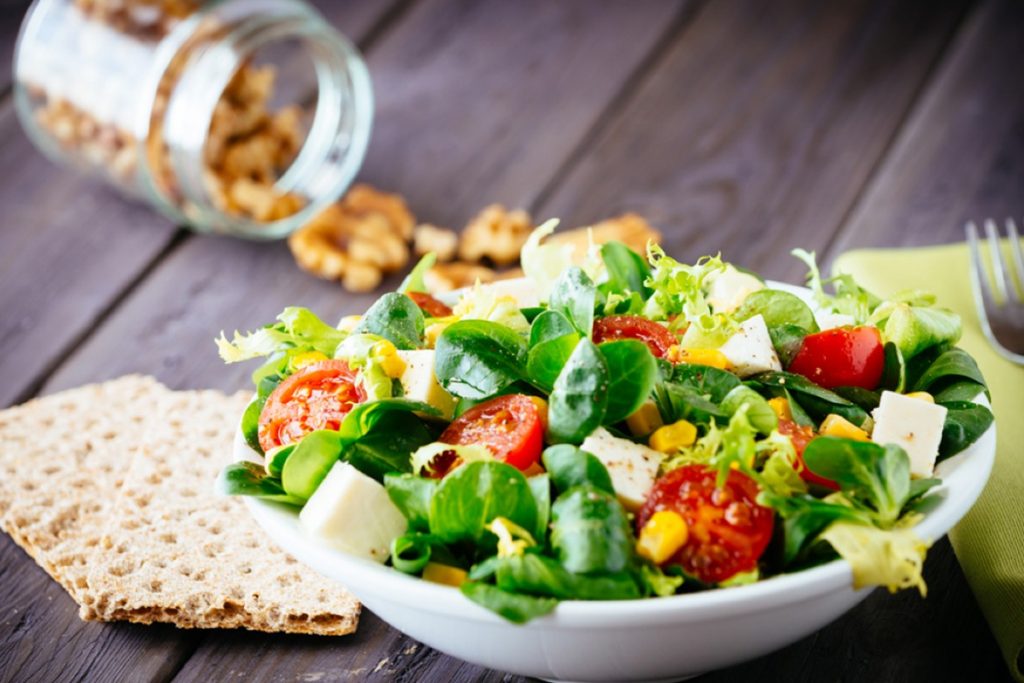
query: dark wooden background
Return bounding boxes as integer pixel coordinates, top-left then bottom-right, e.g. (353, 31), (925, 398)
(1, 0), (1021, 681)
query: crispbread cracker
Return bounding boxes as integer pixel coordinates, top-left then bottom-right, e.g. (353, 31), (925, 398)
(79, 388), (360, 635)
(0, 375), (171, 597)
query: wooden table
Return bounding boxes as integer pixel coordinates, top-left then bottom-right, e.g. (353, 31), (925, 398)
(1, 0), (1020, 680)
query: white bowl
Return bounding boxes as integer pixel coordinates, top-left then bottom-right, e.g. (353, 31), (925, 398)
(236, 281), (997, 682)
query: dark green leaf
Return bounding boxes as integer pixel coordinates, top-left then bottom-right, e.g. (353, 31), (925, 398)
(601, 241), (651, 297)
(913, 348), (989, 399)
(735, 289), (818, 332)
(354, 292), (426, 350)
(550, 485), (634, 574)
(528, 474), (551, 543)
(753, 372), (869, 427)
(599, 340), (658, 424)
(720, 385), (777, 434)
(880, 342), (905, 392)
(938, 401), (994, 460)
(769, 324), (808, 367)
(549, 267), (597, 337)
(345, 412), (432, 482)
(265, 443), (294, 478)
(526, 333), (581, 392)
(547, 339), (610, 443)
(429, 461), (538, 544)
(801, 437), (910, 525)
(542, 444), (615, 496)
(434, 320), (528, 399)
(831, 386), (881, 412)
(494, 553), (641, 600)
(217, 461), (304, 506)
(529, 310), (576, 347)
(765, 493), (870, 564)
(460, 581), (558, 623)
(337, 398), (439, 442)
(390, 533), (435, 574)
(385, 473), (438, 532)
(280, 430), (344, 500)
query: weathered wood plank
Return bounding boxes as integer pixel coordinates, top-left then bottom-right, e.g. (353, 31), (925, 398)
(828, 0), (1024, 256)
(0, 4), (412, 682)
(537, 0), (972, 284)
(29, 1), (690, 681)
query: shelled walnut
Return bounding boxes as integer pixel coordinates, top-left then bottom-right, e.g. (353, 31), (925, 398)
(423, 262), (497, 293)
(458, 204), (533, 266)
(288, 185), (413, 293)
(413, 224), (459, 262)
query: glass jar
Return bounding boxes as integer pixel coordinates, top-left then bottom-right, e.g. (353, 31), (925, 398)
(13, 0), (373, 239)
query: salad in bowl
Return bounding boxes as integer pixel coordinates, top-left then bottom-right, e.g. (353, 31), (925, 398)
(217, 221), (993, 632)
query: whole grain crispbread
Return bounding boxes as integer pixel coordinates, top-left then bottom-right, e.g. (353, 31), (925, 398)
(78, 387), (360, 635)
(0, 375), (171, 597)
(0, 377), (360, 636)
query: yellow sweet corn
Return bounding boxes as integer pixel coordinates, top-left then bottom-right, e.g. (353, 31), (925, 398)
(422, 562), (468, 587)
(636, 510), (689, 565)
(626, 400), (664, 437)
(290, 351), (328, 371)
(649, 420), (698, 453)
(370, 339), (406, 378)
(768, 397), (792, 421)
(820, 413), (870, 441)
(905, 391), (935, 403)
(668, 346), (730, 370)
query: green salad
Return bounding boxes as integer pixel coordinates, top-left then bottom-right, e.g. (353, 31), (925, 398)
(217, 220), (993, 623)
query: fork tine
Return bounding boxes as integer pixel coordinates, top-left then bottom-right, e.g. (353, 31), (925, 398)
(1007, 218), (1024, 300)
(967, 221), (994, 303)
(983, 218), (1010, 301)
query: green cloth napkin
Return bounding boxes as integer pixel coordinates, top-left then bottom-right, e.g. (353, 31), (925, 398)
(835, 243), (1024, 682)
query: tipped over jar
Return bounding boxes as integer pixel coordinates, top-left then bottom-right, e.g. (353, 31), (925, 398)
(14, 0), (373, 239)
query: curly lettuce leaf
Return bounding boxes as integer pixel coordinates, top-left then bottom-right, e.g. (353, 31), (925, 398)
(452, 281), (530, 333)
(216, 307), (345, 363)
(334, 333), (398, 401)
(791, 249), (879, 323)
(820, 521), (930, 595)
(643, 247), (735, 346)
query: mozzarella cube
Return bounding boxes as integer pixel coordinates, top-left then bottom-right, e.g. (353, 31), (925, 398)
(580, 427), (664, 512)
(397, 349), (456, 420)
(476, 278), (541, 309)
(299, 462), (408, 562)
(816, 311), (856, 331)
(706, 265), (764, 313)
(718, 314), (782, 377)
(870, 391), (948, 477)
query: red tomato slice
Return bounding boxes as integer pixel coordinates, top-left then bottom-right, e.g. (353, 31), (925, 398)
(438, 395), (546, 473)
(258, 360), (366, 451)
(787, 326), (884, 390)
(593, 315), (677, 358)
(407, 291), (453, 318)
(636, 465), (774, 584)
(777, 418), (838, 491)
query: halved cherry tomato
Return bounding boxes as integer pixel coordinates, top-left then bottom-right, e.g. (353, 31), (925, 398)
(593, 315), (677, 358)
(777, 418), (838, 490)
(258, 360), (366, 452)
(438, 395), (545, 473)
(636, 465), (774, 584)
(787, 326), (884, 390)
(407, 291), (453, 318)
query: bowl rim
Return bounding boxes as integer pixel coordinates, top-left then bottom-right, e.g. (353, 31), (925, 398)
(240, 279), (997, 626)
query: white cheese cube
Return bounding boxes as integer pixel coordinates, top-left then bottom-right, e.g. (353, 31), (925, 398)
(870, 391), (948, 477)
(299, 462), (408, 563)
(397, 349), (456, 420)
(718, 314), (782, 377)
(580, 427), (664, 512)
(706, 265), (765, 313)
(816, 311), (856, 331)
(476, 278), (541, 309)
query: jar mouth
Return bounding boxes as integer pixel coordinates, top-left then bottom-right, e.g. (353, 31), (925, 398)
(148, 1), (373, 240)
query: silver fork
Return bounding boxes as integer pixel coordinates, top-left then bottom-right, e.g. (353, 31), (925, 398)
(966, 218), (1024, 364)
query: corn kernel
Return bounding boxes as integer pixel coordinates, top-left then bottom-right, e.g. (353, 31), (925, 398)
(425, 322), (450, 348)
(290, 351), (328, 371)
(636, 510), (689, 565)
(668, 346), (730, 370)
(905, 391), (935, 403)
(371, 339), (406, 378)
(649, 420), (698, 453)
(768, 397), (792, 421)
(422, 562), (468, 587)
(337, 315), (362, 333)
(626, 400), (664, 437)
(820, 413), (870, 441)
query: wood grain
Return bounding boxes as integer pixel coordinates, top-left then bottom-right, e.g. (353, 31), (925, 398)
(828, 0), (1024, 256)
(536, 0), (972, 283)
(0, 4), (408, 682)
